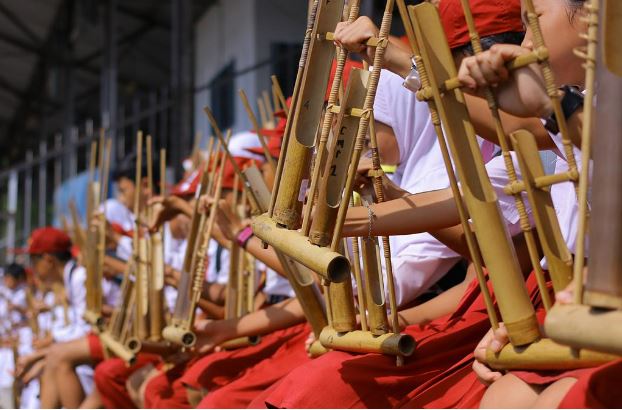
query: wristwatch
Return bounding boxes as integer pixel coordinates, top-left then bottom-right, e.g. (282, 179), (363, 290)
(544, 85), (584, 134)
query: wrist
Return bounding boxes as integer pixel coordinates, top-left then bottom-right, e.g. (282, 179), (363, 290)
(235, 226), (254, 249)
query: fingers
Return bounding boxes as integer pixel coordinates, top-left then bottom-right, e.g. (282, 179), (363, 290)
(490, 324), (509, 353)
(332, 17), (378, 56)
(472, 360), (503, 386)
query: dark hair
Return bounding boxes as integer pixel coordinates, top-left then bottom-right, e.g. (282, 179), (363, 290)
(453, 31), (525, 56)
(112, 151), (161, 193)
(566, 0), (586, 23)
(4, 263), (26, 281)
(31, 251), (73, 264)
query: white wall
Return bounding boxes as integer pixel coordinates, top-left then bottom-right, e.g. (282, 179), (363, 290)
(194, 0), (306, 146)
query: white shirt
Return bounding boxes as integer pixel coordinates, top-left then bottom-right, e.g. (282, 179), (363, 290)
(373, 69), (462, 305)
(100, 198), (135, 261)
(51, 261), (89, 343)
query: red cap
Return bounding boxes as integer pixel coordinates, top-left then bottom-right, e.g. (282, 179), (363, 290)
(325, 59), (364, 101)
(248, 117), (286, 160)
(171, 168), (203, 198)
(273, 97), (292, 119)
(221, 157), (260, 192)
(439, 0), (523, 49)
(26, 227), (72, 255)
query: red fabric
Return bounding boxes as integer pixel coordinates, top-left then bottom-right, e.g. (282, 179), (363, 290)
(248, 117), (286, 159)
(143, 361), (193, 409)
(143, 323), (307, 409)
(439, 0), (523, 49)
(397, 354), (485, 408)
(180, 323), (307, 392)
(325, 59), (364, 101)
(87, 332), (105, 362)
(25, 227), (72, 254)
(397, 274), (550, 409)
(273, 97), (292, 119)
(558, 359), (622, 408)
(110, 222), (134, 238)
(94, 353), (162, 409)
(263, 273), (542, 409)
(171, 167), (203, 198)
(221, 157), (261, 191)
(198, 323), (312, 408)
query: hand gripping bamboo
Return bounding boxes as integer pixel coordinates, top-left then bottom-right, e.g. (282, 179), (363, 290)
(408, 2), (538, 347)
(205, 110), (329, 356)
(545, 0), (622, 358)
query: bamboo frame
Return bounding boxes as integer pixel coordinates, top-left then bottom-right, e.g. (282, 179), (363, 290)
(545, 0), (622, 357)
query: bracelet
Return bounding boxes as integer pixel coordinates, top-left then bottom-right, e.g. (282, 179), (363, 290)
(236, 226), (254, 249)
(364, 202), (376, 239)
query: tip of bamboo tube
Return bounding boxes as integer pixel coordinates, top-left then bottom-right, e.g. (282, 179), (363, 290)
(327, 256), (351, 283)
(397, 335), (417, 357)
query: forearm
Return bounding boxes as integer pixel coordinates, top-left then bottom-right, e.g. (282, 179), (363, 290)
(465, 94), (555, 150)
(383, 42), (412, 78)
(210, 298), (305, 340)
(197, 298), (225, 320)
(343, 188), (460, 237)
(244, 237), (285, 276)
(398, 265), (475, 326)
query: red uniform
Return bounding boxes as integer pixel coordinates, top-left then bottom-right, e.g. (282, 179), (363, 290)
(261, 274), (542, 409)
(558, 359), (622, 408)
(198, 323), (312, 408)
(87, 332), (105, 362)
(143, 322), (307, 408)
(94, 354), (162, 409)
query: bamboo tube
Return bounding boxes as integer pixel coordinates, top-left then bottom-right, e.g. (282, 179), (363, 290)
(273, 0), (346, 229)
(510, 131), (573, 292)
(329, 0), (395, 252)
(572, 0), (599, 304)
(246, 166), (328, 337)
(220, 336), (261, 350)
(582, 4), (622, 309)
(225, 244), (241, 320)
(268, 0), (320, 219)
(545, 304), (622, 356)
(409, 3), (538, 346)
(320, 327), (415, 356)
(349, 197), (368, 333)
(602, 0), (622, 75)
(360, 236), (388, 335)
(252, 214), (350, 282)
(486, 335), (618, 370)
(302, 0), (361, 237)
(308, 68), (369, 245)
(99, 331), (136, 365)
(396, 0), (498, 330)
(257, 97), (270, 129)
(135, 236), (150, 340)
(458, 0), (558, 303)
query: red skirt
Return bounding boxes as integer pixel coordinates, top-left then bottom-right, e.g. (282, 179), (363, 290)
(87, 332), (105, 362)
(262, 272), (543, 409)
(558, 359), (622, 408)
(198, 323), (312, 408)
(261, 274), (516, 409)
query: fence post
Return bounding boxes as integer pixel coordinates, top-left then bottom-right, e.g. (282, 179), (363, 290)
(24, 151), (33, 238)
(7, 171), (18, 262)
(38, 140), (47, 227)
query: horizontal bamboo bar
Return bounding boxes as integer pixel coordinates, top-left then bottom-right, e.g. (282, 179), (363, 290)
(252, 213), (350, 282)
(220, 336), (261, 350)
(162, 325), (196, 348)
(99, 331), (136, 365)
(308, 340), (329, 358)
(319, 327), (416, 356)
(83, 310), (105, 330)
(545, 304), (622, 356)
(126, 338), (178, 356)
(485, 337), (618, 370)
